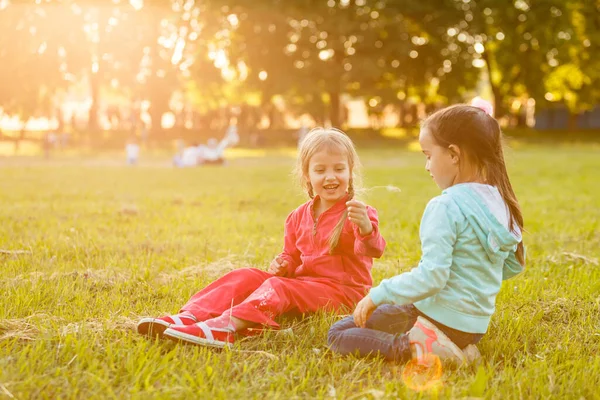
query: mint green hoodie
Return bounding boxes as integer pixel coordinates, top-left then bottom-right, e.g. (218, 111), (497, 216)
(369, 183), (524, 334)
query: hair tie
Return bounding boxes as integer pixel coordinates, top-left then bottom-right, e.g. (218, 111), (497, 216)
(470, 97), (494, 116)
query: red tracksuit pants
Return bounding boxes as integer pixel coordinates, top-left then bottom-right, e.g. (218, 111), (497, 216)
(180, 268), (365, 328)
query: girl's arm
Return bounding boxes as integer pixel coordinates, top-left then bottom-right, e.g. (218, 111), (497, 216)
(502, 248), (524, 280)
(276, 211), (302, 277)
(369, 198), (456, 306)
(353, 206), (386, 258)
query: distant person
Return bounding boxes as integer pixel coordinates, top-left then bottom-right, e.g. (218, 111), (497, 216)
(140, 123), (149, 146)
(201, 137), (227, 165)
(43, 132), (53, 159)
(201, 123), (240, 164)
(125, 137), (140, 165)
(328, 101), (525, 366)
(172, 140), (185, 167)
(173, 142), (204, 167)
(56, 113), (65, 145)
(47, 132), (58, 152)
(173, 125), (237, 168)
(59, 131), (70, 149)
(224, 123), (240, 147)
(14, 127), (26, 154)
(137, 128), (386, 348)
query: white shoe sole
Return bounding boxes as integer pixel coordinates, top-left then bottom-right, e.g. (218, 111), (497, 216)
(463, 344), (482, 365)
(415, 316), (467, 364)
(163, 328), (232, 349)
(137, 318), (170, 336)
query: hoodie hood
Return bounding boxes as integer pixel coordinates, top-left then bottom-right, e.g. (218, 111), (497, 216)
(443, 183), (521, 263)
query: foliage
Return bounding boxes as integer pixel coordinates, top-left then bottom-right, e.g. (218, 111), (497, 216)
(0, 0), (597, 130)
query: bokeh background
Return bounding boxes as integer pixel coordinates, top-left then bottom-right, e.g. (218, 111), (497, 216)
(1, 1), (599, 399)
(0, 0), (598, 154)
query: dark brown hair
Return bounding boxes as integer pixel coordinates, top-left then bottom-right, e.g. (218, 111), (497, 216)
(421, 105), (525, 266)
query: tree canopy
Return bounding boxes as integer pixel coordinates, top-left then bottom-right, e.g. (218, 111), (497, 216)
(0, 0), (596, 132)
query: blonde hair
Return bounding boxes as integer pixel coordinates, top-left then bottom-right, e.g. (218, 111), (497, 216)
(294, 127), (362, 254)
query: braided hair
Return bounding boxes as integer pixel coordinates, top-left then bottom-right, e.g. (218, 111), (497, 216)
(295, 128), (362, 254)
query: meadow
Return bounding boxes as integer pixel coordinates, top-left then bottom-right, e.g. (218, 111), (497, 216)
(0, 144), (599, 399)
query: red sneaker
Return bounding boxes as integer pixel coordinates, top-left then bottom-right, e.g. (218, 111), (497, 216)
(137, 313), (197, 337)
(163, 321), (235, 348)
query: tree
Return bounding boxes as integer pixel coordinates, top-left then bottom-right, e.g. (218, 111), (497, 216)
(218, 0), (477, 127)
(455, 0), (586, 124)
(0, 3), (68, 124)
(543, 0), (600, 129)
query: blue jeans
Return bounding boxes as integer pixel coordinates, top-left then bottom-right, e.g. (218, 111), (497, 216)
(327, 304), (484, 362)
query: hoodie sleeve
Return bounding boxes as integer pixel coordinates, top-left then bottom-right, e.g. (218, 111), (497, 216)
(353, 206), (386, 258)
(370, 197), (456, 306)
(502, 248), (524, 280)
(276, 210), (302, 277)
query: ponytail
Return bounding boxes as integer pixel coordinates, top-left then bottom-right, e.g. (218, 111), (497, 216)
(486, 146), (525, 266)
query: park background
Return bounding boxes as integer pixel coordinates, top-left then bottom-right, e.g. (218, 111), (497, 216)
(0, 0), (599, 399)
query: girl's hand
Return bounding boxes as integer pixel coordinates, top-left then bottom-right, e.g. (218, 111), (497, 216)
(346, 200), (373, 236)
(268, 256), (289, 276)
(353, 294), (377, 328)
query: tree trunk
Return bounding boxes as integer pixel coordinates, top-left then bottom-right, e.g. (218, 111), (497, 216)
(238, 104), (248, 132)
(516, 105), (527, 127)
(482, 49), (504, 119)
(148, 99), (166, 137)
(88, 71), (100, 133)
(397, 106), (404, 128)
(328, 51), (344, 128)
(492, 89), (505, 119)
(395, 102), (404, 128)
(567, 111), (579, 132)
(147, 7), (167, 138)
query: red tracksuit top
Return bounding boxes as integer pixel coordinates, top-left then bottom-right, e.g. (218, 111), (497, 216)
(277, 194), (386, 293)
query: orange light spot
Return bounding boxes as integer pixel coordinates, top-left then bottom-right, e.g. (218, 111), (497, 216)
(401, 354), (444, 392)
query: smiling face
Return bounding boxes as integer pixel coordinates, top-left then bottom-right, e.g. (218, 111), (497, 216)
(306, 148), (351, 209)
(419, 128), (459, 190)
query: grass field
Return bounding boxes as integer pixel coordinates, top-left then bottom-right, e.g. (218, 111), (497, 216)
(1, 145), (599, 399)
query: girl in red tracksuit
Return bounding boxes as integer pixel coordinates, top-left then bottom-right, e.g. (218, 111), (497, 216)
(137, 128), (386, 348)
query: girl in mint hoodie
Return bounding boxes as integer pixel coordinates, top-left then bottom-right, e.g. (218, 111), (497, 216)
(328, 101), (525, 365)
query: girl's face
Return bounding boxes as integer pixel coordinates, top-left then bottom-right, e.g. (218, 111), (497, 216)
(307, 148), (351, 209)
(419, 128), (459, 190)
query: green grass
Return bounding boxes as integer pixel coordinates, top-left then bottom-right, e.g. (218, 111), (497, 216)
(1, 145), (599, 399)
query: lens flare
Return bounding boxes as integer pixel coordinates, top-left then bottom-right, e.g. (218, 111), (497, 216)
(401, 354), (444, 392)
